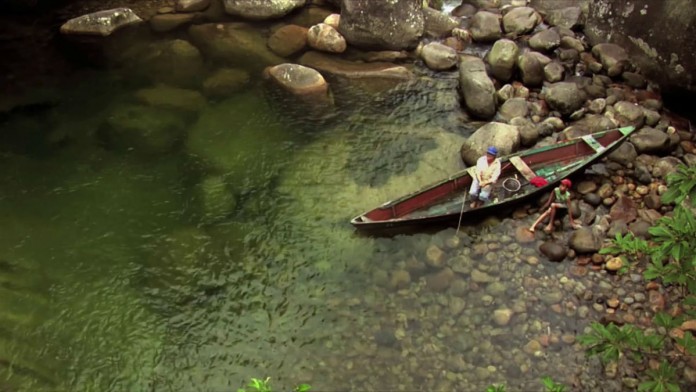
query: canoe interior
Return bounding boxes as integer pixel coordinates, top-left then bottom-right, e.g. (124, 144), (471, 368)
(355, 127), (631, 225)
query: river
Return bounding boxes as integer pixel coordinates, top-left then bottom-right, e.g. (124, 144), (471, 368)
(1, 4), (619, 392)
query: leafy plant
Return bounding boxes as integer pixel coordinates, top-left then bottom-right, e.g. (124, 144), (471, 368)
(661, 164), (696, 207)
(237, 378), (311, 392)
(599, 232), (649, 260)
(638, 361), (681, 392)
(577, 322), (664, 364)
(541, 376), (566, 392)
(485, 384), (506, 392)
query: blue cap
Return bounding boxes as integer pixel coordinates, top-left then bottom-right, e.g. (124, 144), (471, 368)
(486, 146), (498, 156)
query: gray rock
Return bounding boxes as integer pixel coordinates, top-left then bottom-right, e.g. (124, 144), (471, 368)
(203, 68), (249, 98)
(529, 29), (561, 52)
(338, 0), (423, 50)
(629, 127), (670, 154)
(486, 39), (519, 82)
(545, 6), (583, 30)
(588, 98), (606, 114)
(614, 101), (645, 129)
(568, 227), (602, 253)
(517, 51), (544, 87)
(560, 35), (585, 52)
(470, 11), (502, 42)
(459, 55), (497, 119)
(608, 142), (637, 166)
(609, 195), (637, 224)
(539, 241), (566, 262)
(423, 7), (459, 38)
(543, 82), (587, 116)
(502, 6), (542, 35)
(652, 156), (682, 179)
(628, 219), (651, 239)
(460, 122), (520, 165)
(421, 42), (458, 70)
(499, 98), (528, 122)
(622, 72), (646, 89)
(511, 117), (538, 146)
(223, 0), (306, 20)
(591, 43), (629, 77)
(543, 61), (565, 83)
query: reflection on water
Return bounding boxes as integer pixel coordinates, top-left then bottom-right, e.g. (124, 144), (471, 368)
(0, 37), (607, 392)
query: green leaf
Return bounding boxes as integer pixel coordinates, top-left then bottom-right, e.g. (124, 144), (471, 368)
(295, 384), (312, 392)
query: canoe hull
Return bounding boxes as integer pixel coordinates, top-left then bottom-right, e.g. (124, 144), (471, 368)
(350, 126), (636, 234)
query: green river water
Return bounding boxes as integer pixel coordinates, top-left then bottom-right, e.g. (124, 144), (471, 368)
(0, 13), (612, 391)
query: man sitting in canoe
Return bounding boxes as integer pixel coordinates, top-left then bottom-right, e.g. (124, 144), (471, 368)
(528, 178), (582, 233)
(469, 146), (502, 208)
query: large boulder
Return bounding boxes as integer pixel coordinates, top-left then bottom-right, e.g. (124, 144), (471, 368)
(222, 0), (306, 20)
(486, 39), (519, 82)
(459, 55), (497, 119)
(114, 39), (205, 88)
(585, 0), (696, 96)
(470, 11), (502, 42)
(177, 0), (211, 12)
(460, 122), (520, 165)
(542, 82), (587, 116)
(629, 127), (671, 154)
(135, 85), (207, 113)
(420, 42), (457, 71)
(338, 0), (424, 50)
(202, 68), (251, 98)
(502, 6), (542, 35)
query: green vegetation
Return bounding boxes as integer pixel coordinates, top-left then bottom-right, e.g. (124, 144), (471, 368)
(600, 164), (696, 297)
(237, 378), (311, 392)
(580, 164), (696, 392)
(541, 376), (566, 392)
(485, 377), (566, 392)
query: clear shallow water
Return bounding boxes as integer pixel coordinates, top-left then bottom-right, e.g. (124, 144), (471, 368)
(0, 37), (606, 392)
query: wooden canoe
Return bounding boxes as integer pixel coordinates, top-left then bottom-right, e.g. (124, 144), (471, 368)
(350, 126), (636, 233)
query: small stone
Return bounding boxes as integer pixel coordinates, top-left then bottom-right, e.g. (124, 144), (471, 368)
(425, 245), (446, 268)
(607, 298), (620, 308)
(492, 308), (514, 326)
(390, 270), (411, 290)
(578, 305), (590, 318)
(605, 257), (623, 272)
(523, 339), (542, 355)
(561, 334), (576, 344)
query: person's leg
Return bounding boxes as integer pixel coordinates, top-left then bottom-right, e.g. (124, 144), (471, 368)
(529, 209), (550, 232)
(480, 185), (492, 203)
(469, 178), (480, 208)
(544, 206), (557, 232)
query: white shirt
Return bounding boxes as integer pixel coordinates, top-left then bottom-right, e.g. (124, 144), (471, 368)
(475, 155), (501, 184)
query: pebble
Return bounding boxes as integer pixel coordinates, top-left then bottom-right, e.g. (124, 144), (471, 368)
(523, 339), (542, 355)
(578, 305), (590, 318)
(593, 303), (604, 312)
(492, 308), (514, 326)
